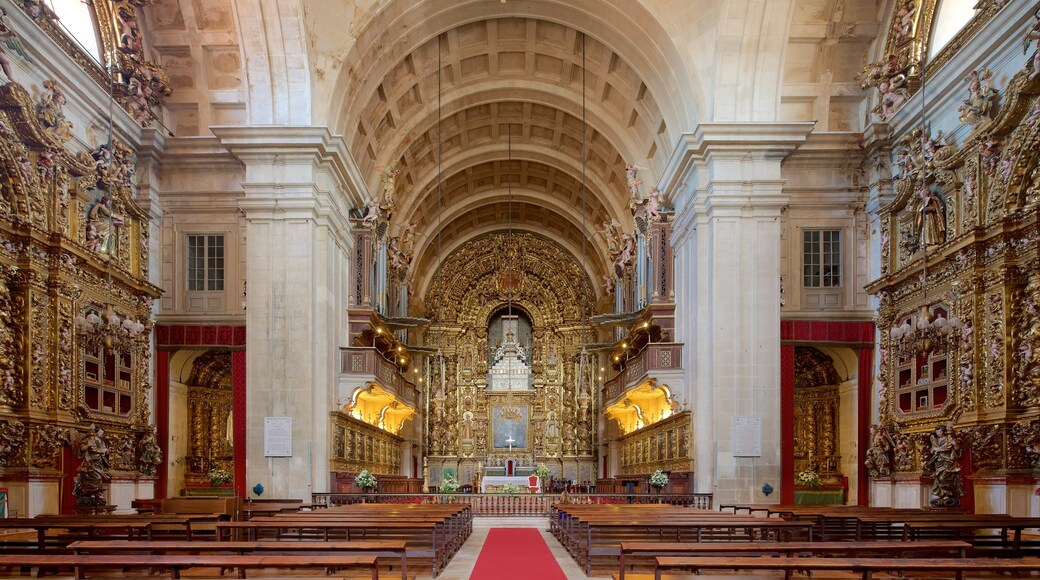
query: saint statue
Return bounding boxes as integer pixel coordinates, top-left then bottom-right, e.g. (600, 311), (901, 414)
(914, 182), (946, 248)
(84, 192), (123, 256)
(923, 423), (965, 507)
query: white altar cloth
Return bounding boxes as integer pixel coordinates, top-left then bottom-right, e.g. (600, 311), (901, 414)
(481, 475), (538, 492)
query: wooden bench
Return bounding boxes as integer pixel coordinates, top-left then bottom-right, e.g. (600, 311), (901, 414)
(617, 540), (970, 580)
(552, 504), (815, 574)
(0, 553), (380, 579)
(215, 519), (447, 573)
(653, 555), (1040, 580)
(68, 539), (408, 580)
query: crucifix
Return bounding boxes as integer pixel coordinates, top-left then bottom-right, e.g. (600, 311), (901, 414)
(506, 435), (515, 452)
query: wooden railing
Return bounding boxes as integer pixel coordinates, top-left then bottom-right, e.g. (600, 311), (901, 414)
(603, 343), (683, 404)
(311, 492), (712, 515)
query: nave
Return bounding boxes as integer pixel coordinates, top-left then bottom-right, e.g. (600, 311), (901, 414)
(4, 499), (1040, 579)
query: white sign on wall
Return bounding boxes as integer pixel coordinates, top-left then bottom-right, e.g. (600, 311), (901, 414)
(264, 416), (293, 457)
(732, 416), (762, 457)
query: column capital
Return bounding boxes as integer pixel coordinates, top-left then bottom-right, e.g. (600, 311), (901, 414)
(664, 122), (815, 235)
(213, 126), (365, 244)
(212, 125), (366, 208)
(659, 122), (816, 193)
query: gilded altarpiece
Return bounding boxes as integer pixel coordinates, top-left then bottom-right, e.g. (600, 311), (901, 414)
(330, 412), (403, 475)
(0, 79), (159, 488)
(183, 352), (233, 485)
(793, 347), (842, 477)
(868, 64), (1040, 478)
(422, 233), (598, 485)
(618, 410), (690, 475)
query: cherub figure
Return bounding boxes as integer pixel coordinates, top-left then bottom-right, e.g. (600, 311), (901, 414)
(877, 79), (909, 118)
(625, 163), (643, 204)
(999, 155), (1017, 183)
(894, 1), (916, 45)
(599, 218), (623, 258)
(362, 196), (382, 224)
(978, 138), (1000, 174)
(615, 232), (635, 272)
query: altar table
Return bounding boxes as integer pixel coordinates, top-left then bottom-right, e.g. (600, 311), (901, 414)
(481, 475), (539, 492)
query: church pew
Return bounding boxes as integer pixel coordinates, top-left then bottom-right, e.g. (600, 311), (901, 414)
(0, 553), (380, 579)
(552, 505), (816, 574)
(69, 539), (408, 580)
(653, 555), (1040, 580)
(617, 540), (970, 580)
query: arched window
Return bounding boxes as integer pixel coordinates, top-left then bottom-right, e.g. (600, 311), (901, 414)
(929, 0), (978, 58)
(46, 0), (103, 64)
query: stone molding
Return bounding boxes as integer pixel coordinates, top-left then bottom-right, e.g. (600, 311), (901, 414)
(661, 122), (816, 242)
(212, 126), (365, 246)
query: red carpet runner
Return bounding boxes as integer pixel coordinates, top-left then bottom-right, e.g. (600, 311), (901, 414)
(469, 528), (568, 580)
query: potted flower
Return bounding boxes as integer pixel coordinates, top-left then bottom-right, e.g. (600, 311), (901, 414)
(207, 465), (233, 487)
(500, 483), (523, 495)
(534, 463), (552, 481)
(649, 469), (669, 492)
(795, 470), (822, 488)
(355, 469), (378, 493)
(440, 472), (460, 494)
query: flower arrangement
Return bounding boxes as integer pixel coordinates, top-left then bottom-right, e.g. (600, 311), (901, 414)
(207, 465), (233, 486)
(440, 472), (460, 493)
(795, 470), (822, 488)
(534, 464), (552, 480)
(649, 469), (669, 489)
(500, 483), (524, 494)
(354, 469), (378, 490)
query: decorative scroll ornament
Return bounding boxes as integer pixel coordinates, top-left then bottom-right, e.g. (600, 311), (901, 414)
(0, 419), (26, 466)
(1011, 419), (1040, 469)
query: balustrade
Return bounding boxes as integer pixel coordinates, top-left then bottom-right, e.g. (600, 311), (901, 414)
(339, 347), (418, 406)
(603, 343), (683, 404)
(312, 492), (713, 515)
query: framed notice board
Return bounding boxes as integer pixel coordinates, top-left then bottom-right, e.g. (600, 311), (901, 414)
(264, 416), (292, 457)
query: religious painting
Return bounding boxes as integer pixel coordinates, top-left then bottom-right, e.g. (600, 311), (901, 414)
(492, 405), (528, 449)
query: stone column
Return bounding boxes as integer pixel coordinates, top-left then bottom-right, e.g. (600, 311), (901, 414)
(662, 123), (813, 502)
(213, 127), (365, 499)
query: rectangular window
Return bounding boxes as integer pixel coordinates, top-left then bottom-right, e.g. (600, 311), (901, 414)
(187, 234), (225, 291)
(802, 230), (841, 288)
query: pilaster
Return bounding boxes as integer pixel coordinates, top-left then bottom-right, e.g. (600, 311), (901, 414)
(660, 122), (813, 501)
(212, 126), (365, 498)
